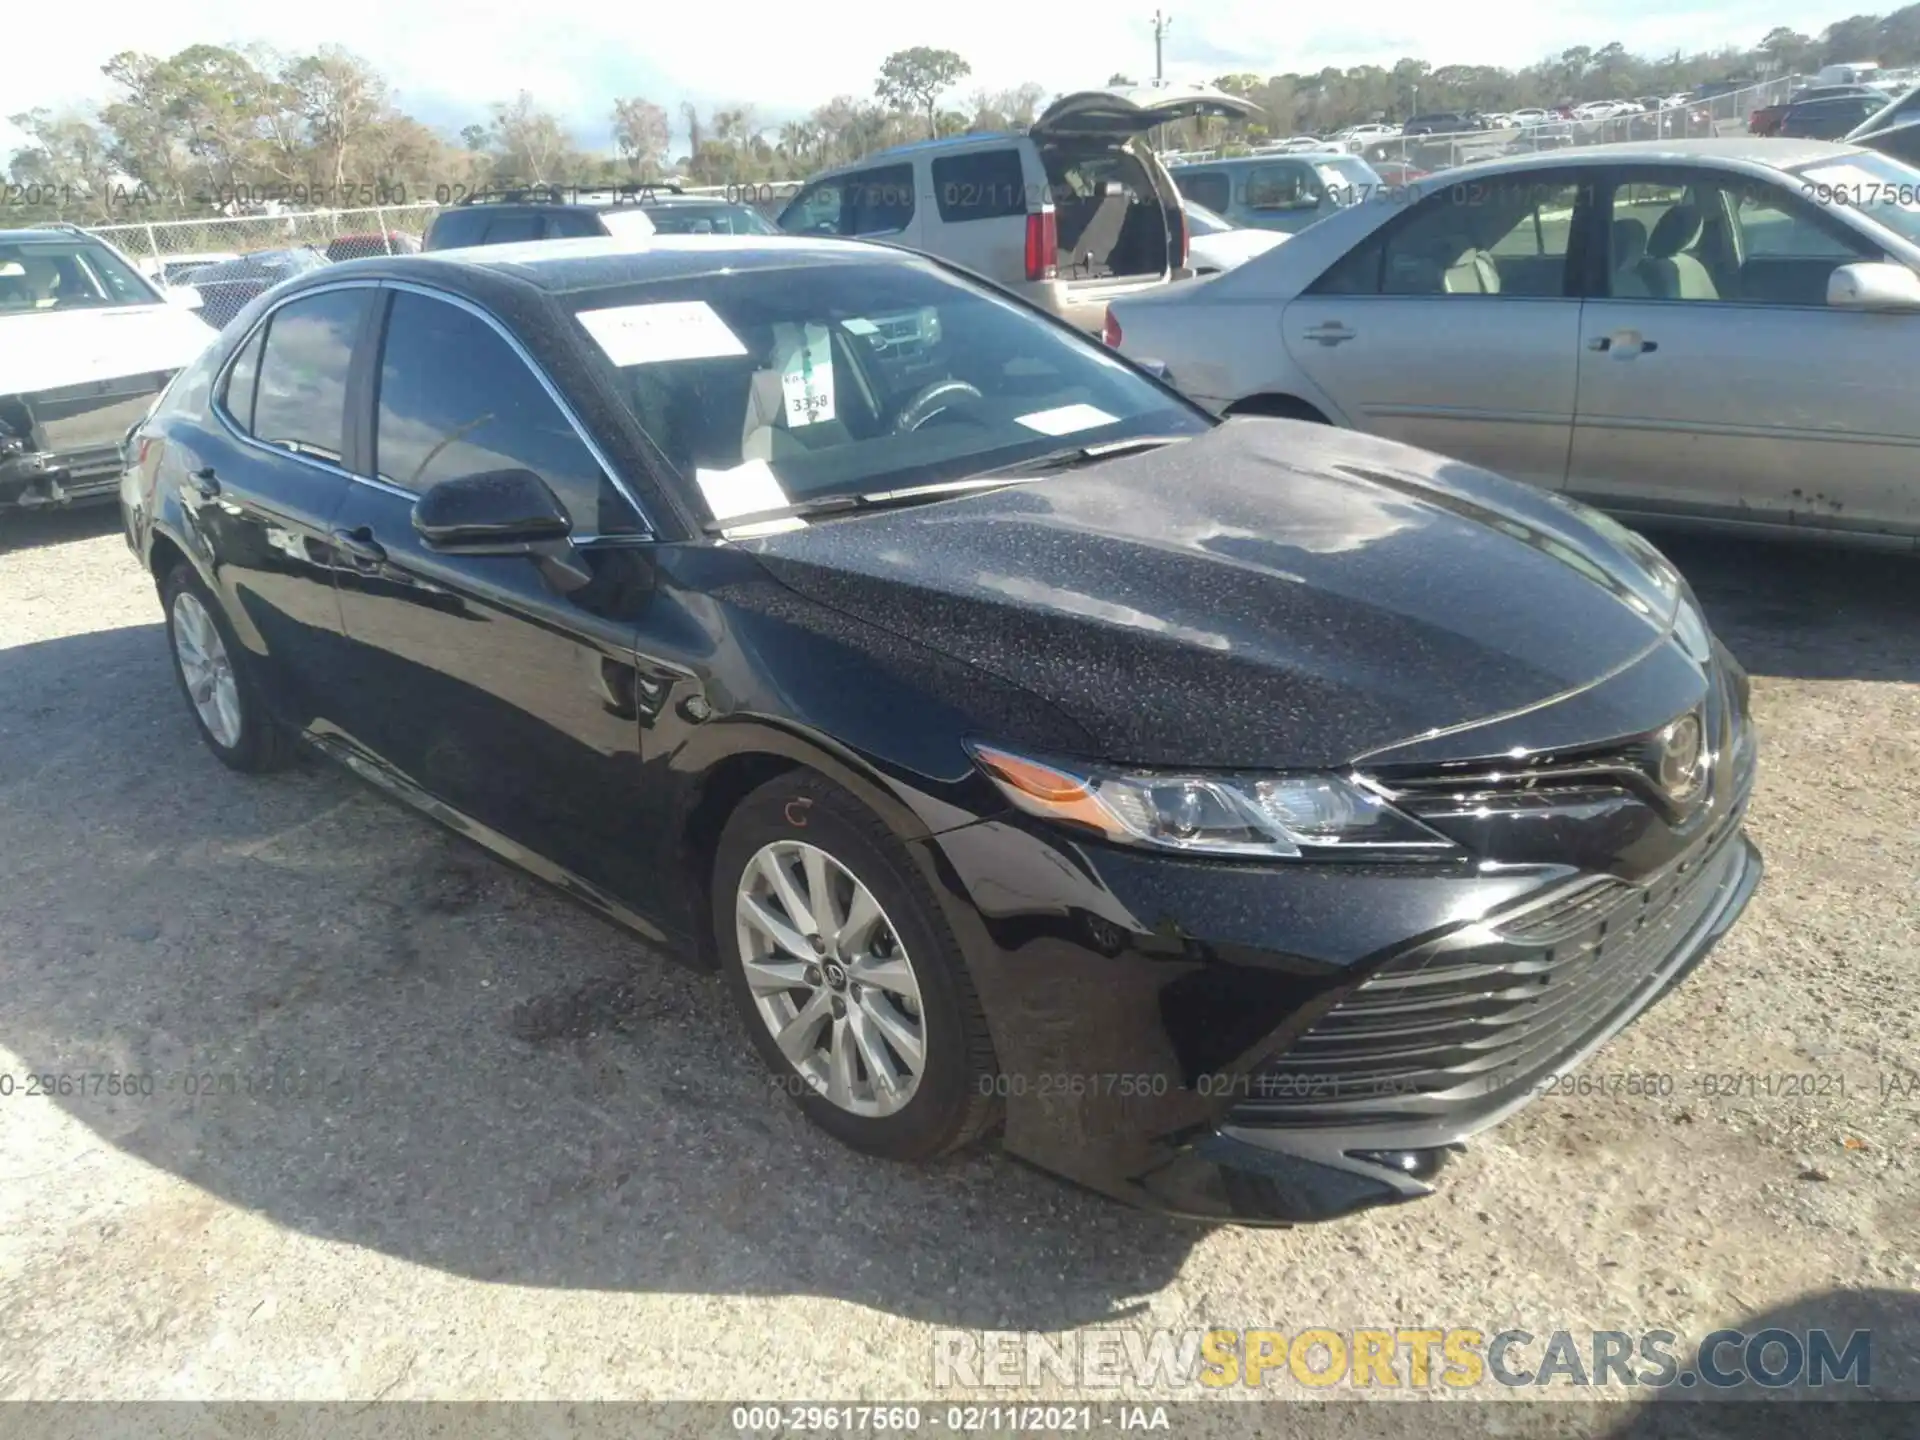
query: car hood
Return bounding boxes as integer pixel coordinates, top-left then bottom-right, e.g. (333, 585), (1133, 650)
(741, 419), (1686, 770)
(0, 304), (216, 396)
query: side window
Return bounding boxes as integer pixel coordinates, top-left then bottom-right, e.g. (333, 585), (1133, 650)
(1314, 180), (1578, 296)
(1177, 171), (1231, 213)
(1734, 186), (1868, 260)
(931, 150), (1027, 222)
(1243, 163), (1318, 213)
(218, 325), (266, 431)
(845, 163), (916, 235)
(373, 291), (640, 535)
(481, 213), (544, 244)
(545, 208), (606, 238)
(425, 210), (486, 250)
(249, 289), (370, 463)
(779, 179), (845, 235)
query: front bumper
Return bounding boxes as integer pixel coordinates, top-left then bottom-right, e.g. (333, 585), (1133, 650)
(2, 373), (173, 514)
(914, 650), (1762, 1225)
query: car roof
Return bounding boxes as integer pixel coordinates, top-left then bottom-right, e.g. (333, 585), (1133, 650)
(1443, 136), (1871, 178)
(312, 233), (922, 296)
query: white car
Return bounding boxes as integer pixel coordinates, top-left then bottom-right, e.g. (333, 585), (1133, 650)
(1, 225), (215, 517)
(1102, 138), (1920, 547)
(1183, 200), (1286, 275)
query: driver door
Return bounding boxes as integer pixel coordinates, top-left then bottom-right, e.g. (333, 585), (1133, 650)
(326, 285), (661, 903)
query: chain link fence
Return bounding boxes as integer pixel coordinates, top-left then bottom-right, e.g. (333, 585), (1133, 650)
(88, 200), (441, 269)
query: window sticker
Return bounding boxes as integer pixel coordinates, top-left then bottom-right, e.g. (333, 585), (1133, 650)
(693, 457), (790, 521)
(780, 322), (836, 427)
(840, 316), (880, 335)
(1015, 403), (1118, 436)
(575, 300), (747, 366)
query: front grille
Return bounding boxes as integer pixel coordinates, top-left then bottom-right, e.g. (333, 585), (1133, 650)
(1230, 802), (1747, 1129)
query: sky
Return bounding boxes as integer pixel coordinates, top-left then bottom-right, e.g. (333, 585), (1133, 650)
(1, 1), (1875, 161)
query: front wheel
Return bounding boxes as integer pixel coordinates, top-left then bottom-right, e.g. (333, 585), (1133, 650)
(713, 772), (1000, 1161)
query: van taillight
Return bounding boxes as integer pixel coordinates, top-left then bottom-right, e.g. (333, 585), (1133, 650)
(1025, 209), (1058, 281)
(1102, 311), (1122, 348)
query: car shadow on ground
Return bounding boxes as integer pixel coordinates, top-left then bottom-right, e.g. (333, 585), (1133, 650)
(0, 505), (123, 556)
(0, 623), (1202, 1331)
(1595, 1286), (1920, 1436)
(1648, 529), (1920, 686)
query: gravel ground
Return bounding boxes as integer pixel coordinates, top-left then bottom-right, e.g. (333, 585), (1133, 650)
(0, 507), (1915, 1426)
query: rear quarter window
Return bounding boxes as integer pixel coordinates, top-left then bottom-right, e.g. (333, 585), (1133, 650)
(932, 149), (1028, 222)
(1176, 171), (1232, 213)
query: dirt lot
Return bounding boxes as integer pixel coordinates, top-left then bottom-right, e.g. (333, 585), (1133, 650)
(0, 506), (1915, 1424)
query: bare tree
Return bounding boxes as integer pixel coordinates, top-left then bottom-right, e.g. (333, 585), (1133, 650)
(611, 96), (670, 178)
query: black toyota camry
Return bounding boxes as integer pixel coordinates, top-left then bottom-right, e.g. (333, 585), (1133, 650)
(120, 233), (1761, 1224)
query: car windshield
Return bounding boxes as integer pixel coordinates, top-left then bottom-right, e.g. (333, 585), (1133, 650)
(1794, 151), (1920, 244)
(1314, 156), (1384, 204)
(0, 236), (158, 311)
(1184, 201), (1232, 234)
(644, 202), (781, 236)
(568, 258), (1208, 521)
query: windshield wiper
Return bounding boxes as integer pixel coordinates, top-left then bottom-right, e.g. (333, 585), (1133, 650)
(970, 433), (1193, 478)
(703, 476), (1034, 534)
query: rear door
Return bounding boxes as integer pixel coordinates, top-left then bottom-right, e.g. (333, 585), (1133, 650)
(191, 286), (375, 727)
(1567, 165), (1920, 539)
(326, 284), (663, 903)
(1281, 170), (1592, 491)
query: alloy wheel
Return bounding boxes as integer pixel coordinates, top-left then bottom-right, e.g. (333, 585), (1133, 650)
(735, 840), (927, 1117)
(172, 590), (243, 750)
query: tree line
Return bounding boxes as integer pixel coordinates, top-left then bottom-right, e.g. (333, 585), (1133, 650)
(7, 14), (1920, 224)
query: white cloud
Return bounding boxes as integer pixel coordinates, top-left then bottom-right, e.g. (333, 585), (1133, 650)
(1, 0), (1876, 163)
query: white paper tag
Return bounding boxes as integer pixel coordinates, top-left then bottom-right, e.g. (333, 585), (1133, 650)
(781, 323), (836, 427)
(840, 316), (879, 335)
(693, 458), (789, 520)
(1015, 403), (1118, 436)
(575, 301), (747, 366)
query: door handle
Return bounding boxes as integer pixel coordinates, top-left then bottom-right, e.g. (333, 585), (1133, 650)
(1590, 332), (1657, 356)
(183, 466), (220, 498)
(1304, 321), (1356, 345)
(330, 525), (387, 566)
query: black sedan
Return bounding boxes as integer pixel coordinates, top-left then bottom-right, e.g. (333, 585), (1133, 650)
(120, 235), (1762, 1224)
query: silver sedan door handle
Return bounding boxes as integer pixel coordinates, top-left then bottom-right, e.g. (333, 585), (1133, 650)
(1304, 321), (1356, 346)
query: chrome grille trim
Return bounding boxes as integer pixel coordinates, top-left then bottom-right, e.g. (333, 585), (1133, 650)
(1230, 797), (1748, 1128)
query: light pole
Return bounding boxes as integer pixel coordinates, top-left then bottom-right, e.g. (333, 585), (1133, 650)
(1152, 11), (1171, 84)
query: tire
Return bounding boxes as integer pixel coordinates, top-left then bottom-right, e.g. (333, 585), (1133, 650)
(713, 771), (1000, 1161)
(161, 563), (296, 774)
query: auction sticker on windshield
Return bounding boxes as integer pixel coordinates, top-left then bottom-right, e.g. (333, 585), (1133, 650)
(576, 300), (748, 366)
(1016, 403), (1117, 436)
(780, 322), (836, 427)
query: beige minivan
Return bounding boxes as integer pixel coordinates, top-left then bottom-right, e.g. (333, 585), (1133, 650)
(775, 83), (1263, 333)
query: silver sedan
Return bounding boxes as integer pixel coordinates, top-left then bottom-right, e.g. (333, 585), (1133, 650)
(1105, 138), (1920, 549)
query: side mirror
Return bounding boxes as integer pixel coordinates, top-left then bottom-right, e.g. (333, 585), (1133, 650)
(1828, 261), (1920, 310)
(412, 468), (573, 552)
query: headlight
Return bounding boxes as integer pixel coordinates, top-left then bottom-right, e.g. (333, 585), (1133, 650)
(967, 743), (1458, 859)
